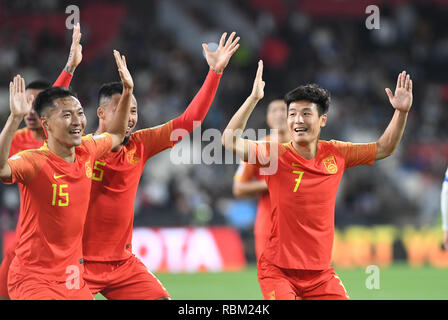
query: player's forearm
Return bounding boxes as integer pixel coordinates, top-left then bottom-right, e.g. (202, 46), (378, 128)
(53, 69), (73, 88)
(376, 110), (408, 160)
(441, 181), (448, 231)
(171, 69), (221, 141)
(233, 180), (268, 198)
(0, 115), (22, 178)
(222, 95), (260, 157)
(108, 87), (133, 143)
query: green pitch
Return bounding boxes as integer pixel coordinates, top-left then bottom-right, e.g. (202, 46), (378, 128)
(94, 263), (448, 300)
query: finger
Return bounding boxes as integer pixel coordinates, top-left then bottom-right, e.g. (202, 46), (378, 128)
(229, 43), (240, 55)
(385, 88), (393, 101)
(219, 32), (227, 48)
(14, 75), (19, 94)
(396, 73), (401, 89)
(225, 31), (236, 48)
(405, 74), (411, 91)
(202, 43), (211, 55)
(409, 79), (413, 92)
(256, 60), (264, 79)
(229, 36), (240, 50)
(9, 81), (13, 99)
(401, 71), (406, 88)
(20, 76), (25, 93)
(122, 55), (127, 69)
(113, 50), (122, 68)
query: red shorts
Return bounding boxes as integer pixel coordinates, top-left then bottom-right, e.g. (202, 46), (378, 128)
(257, 256), (349, 300)
(8, 257), (93, 300)
(0, 245), (16, 298)
(83, 255), (169, 300)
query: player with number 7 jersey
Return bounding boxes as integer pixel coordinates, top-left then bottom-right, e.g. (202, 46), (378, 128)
(222, 61), (413, 300)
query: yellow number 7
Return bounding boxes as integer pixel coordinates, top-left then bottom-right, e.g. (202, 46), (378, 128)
(292, 170), (304, 192)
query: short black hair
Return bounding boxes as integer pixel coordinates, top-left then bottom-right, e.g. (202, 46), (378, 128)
(34, 87), (79, 117)
(284, 84), (330, 115)
(26, 80), (51, 91)
(98, 82), (123, 105)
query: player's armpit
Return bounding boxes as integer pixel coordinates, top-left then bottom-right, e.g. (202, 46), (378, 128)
(0, 163), (12, 183)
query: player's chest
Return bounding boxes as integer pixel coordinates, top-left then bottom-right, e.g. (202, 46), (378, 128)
(91, 147), (145, 186)
(267, 153), (344, 199)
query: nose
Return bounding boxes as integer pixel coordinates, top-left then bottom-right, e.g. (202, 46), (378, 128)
(298, 114), (305, 123)
(72, 113), (82, 126)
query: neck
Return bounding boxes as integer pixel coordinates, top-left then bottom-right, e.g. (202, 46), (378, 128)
(291, 139), (318, 160)
(47, 138), (76, 163)
(30, 128), (46, 141)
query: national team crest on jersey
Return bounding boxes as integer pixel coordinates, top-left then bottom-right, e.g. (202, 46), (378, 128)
(323, 155), (338, 174)
(85, 160), (92, 178)
(126, 149), (141, 165)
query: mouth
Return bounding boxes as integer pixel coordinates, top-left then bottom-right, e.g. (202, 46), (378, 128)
(69, 128), (82, 137)
(293, 127), (308, 135)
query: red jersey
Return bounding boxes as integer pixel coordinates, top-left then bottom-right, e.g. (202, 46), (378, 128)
(9, 128), (44, 157)
(83, 122), (175, 261)
(3, 133), (112, 280)
(249, 140), (377, 270)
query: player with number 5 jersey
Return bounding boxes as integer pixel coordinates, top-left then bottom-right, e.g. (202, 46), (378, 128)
(82, 32), (240, 300)
(222, 60), (413, 300)
(0, 49), (134, 300)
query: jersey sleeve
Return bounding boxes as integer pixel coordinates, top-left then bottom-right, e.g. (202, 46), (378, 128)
(234, 161), (258, 182)
(3, 151), (43, 184)
(52, 69), (73, 88)
(330, 140), (378, 168)
(132, 120), (175, 160)
(81, 133), (113, 160)
(247, 140), (286, 169)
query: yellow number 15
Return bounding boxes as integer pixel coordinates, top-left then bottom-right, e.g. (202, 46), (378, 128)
(52, 184), (69, 207)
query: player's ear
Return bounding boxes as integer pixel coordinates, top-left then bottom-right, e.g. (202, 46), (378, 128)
(97, 106), (105, 120)
(320, 113), (327, 128)
(41, 117), (49, 131)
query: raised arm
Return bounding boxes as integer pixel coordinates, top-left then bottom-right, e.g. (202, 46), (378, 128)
(107, 50), (134, 149)
(222, 60), (265, 162)
(0, 76), (33, 180)
(53, 23), (83, 87)
(376, 71), (413, 160)
(171, 32), (240, 141)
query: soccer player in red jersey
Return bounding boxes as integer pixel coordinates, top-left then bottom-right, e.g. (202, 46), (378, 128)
(81, 32), (240, 300)
(0, 24), (82, 300)
(0, 50), (133, 300)
(222, 61), (413, 300)
(233, 99), (290, 261)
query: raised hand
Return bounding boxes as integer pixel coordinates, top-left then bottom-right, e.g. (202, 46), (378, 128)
(66, 23), (83, 74)
(113, 50), (134, 90)
(385, 71), (413, 113)
(10, 75), (33, 118)
(250, 60), (265, 101)
(203, 31), (240, 74)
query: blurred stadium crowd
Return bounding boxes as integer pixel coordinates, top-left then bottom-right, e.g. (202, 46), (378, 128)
(1, 0), (448, 260)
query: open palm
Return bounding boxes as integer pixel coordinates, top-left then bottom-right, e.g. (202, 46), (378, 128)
(10, 75), (33, 117)
(386, 71), (413, 113)
(203, 32), (240, 74)
(114, 50), (134, 90)
(251, 60), (265, 100)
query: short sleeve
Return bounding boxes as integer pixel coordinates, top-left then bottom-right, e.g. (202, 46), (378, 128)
(132, 120), (175, 160)
(81, 133), (113, 160)
(330, 140), (378, 168)
(234, 161), (258, 182)
(4, 151), (43, 184)
(247, 140), (286, 169)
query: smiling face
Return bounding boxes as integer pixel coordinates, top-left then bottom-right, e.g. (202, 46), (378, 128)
(287, 100), (327, 145)
(41, 96), (87, 147)
(98, 93), (138, 138)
